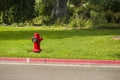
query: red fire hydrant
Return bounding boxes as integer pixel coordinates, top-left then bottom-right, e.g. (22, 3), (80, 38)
(32, 33), (43, 53)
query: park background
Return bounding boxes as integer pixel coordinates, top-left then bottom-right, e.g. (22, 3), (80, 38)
(0, 0), (120, 60)
(0, 0), (120, 28)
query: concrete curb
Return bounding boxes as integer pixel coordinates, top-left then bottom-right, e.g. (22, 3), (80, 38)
(0, 57), (120, 65)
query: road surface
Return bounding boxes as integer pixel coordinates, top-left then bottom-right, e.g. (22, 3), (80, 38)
(0, 63), (120, 80)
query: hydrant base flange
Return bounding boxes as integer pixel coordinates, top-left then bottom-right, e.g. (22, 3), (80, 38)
(33, 49), (42, 53)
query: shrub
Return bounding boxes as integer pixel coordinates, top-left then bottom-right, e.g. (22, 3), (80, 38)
(90, 10), (106, 28)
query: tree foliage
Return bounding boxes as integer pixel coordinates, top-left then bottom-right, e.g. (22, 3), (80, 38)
(0, 0), (120, 28)
(0, 0), (35, 24)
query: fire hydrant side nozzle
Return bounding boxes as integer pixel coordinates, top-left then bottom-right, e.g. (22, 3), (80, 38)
(32, 33), (43, 53)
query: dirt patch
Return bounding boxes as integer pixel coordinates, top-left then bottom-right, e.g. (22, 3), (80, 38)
(112, 36), (120, 40)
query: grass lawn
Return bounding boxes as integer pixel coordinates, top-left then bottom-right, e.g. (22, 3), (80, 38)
(0, 26), (120, 60)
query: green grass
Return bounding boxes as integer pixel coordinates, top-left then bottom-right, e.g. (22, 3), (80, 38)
(0, 26), (120, 60)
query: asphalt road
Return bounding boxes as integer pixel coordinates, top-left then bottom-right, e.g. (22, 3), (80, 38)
(0, 63), (120, 80)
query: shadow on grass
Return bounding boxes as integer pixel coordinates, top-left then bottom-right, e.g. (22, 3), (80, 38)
(114, 54), (120, 59)
(0, 29), (120, 40)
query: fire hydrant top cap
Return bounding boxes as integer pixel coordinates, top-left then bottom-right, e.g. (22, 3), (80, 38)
(34, 33), (40, 37)
(34, 33), (39, 35)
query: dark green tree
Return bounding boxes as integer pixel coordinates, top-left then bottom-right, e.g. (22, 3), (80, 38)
(0, 0), (35, 24)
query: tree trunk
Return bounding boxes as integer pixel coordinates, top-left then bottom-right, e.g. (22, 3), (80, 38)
(51, 0), (68, 19)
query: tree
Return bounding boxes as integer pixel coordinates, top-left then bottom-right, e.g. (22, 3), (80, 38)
(37, 0), (68, 24)
(51, 0), (68, 19)
(0, 0), (35, 24)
